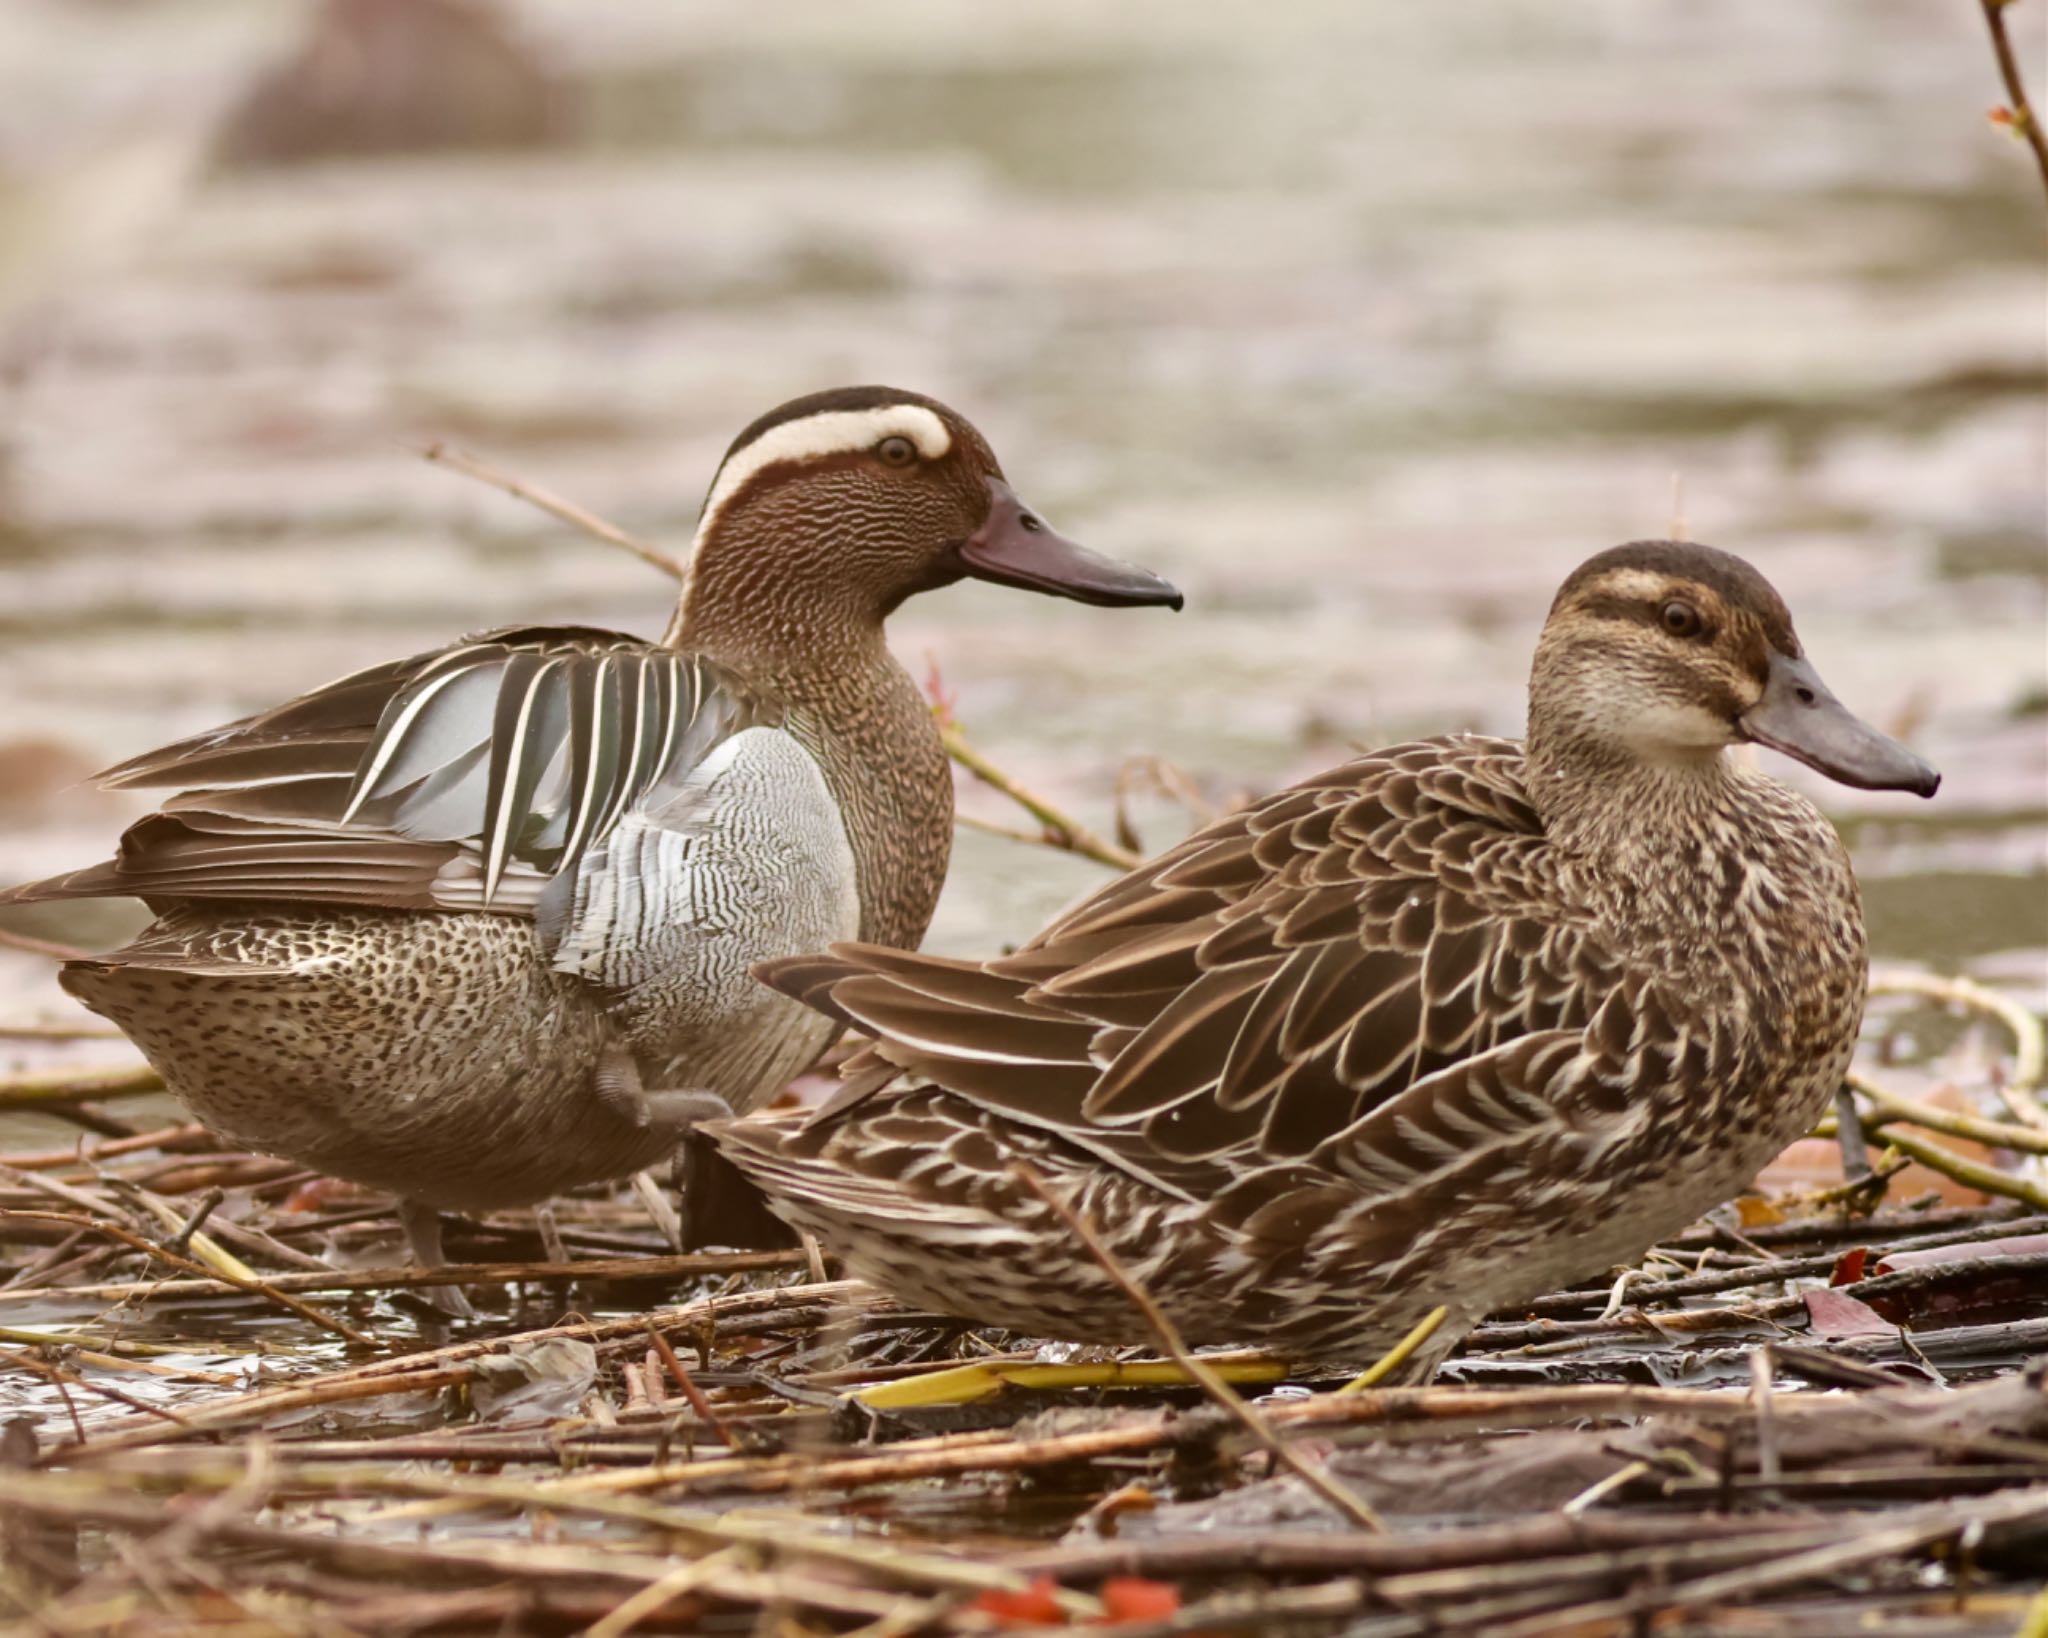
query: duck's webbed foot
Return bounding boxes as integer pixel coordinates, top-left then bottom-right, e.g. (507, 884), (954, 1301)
(594, 1044), (735, 1137)
(397, 1197), (478, 1319)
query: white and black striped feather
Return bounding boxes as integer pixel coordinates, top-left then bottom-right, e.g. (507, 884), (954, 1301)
(2, 625), (780, 918)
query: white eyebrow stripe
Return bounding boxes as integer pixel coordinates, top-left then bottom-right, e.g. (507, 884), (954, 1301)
(1590, 569), (1673, 601)
(689, 404), (951, 554)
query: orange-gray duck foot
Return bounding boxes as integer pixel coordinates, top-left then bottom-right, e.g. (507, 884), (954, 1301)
(0, 386), (1178, 1266)
(706, 539), (1938, 1370)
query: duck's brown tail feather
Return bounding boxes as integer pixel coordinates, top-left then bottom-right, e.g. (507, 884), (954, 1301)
(0, 860), (129, 908)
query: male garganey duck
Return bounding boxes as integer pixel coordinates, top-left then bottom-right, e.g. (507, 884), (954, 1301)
(705, 541), (1937, 1373)
(3, 386), (1180, 1304)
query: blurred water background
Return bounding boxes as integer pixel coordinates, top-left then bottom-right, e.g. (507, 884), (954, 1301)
(0, 0), (2042, 1140)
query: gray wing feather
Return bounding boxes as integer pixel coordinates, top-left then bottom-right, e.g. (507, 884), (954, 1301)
(0, 627), (777, 919)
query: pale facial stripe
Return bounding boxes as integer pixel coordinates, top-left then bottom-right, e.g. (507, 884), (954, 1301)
(1586, 568), (1677, 603)
(684, 404), (952, 580)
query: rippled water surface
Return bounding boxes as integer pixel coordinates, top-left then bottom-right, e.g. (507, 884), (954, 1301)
(0, 0), (2042, 1134)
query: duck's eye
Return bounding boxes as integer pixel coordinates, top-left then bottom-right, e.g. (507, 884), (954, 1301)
(1660, 599), (1706, 640)
(876, 436), (919, 468)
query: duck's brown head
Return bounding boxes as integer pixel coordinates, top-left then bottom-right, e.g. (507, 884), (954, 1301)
(667, 386), (1180, 654)
(1529, 540), (1938, 797)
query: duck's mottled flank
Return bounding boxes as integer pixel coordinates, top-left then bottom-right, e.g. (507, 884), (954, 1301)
(710, 540), (1931, 1368)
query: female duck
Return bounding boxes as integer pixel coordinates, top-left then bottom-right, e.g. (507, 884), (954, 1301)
(3, 386), (1180, 1292)
(710, 541), (1937, 1371)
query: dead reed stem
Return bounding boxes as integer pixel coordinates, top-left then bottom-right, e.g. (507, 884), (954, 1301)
(0, 1247), (806, 1307)
(942, 725), (1139, 870)
(0, 1208), (370, 1347)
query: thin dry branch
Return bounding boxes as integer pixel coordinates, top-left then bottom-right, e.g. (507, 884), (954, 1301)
(0, 1020), (122, 1042)
(417, 441), (688, 581)
(1870, 967), (2044, 1103)
(57, 1278), (878, 1457)
(1851, 1070), (2048, 1155)
(1814, 1088), (2048, 1210)
(0, 1122), (210, 1172)
(0, 1208), (370, 1348)
(0, 925), (89, 961)
(0, 1349), (196, 1432)
(0, 1247), (807, 1307)
(943, 724), (1139, 871)
(1868, 1124), (2048, 1209)
(584, 1547), (748, 1638)
(1979, 0), (2048, 195)
(643, 1320), (733, 1445)
(1482, 1482), (2048, 1638)
(952, 809), (1082, 852)
(0, 1064), (162, 1112)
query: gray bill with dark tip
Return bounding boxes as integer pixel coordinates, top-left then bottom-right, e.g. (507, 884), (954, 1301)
(1740, 651), (1940, 797)
(959, 478), (1183, 610)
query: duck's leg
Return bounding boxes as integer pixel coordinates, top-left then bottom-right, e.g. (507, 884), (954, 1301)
(533, 1201), (569, 1262)
(594, 1044), (735, 1136)
(397, 1197), (478, 1319)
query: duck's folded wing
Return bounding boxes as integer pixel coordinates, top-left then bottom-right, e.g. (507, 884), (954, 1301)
(1210, 1011), (1680, 1259)
(1, 626), (774, 917)
(759, 736), (1634, 1198)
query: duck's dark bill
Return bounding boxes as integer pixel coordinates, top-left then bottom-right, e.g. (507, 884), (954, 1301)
(1740, 652), (1940, 797)
(959, 478), (1183, 609)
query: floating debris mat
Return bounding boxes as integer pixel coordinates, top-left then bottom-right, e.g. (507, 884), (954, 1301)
(2, 965), (2046, 1632)
(0, 1184), (2045, 1634)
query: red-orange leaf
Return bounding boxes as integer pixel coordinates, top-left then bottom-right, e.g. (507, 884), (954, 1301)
(281, 1176), (363, 1213)
(1100, 1577), (1181, 1621)
(972, 1576), (1067, 1626)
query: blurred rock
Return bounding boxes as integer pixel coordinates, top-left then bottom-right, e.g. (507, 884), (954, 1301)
(211, 0), (568, 168)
